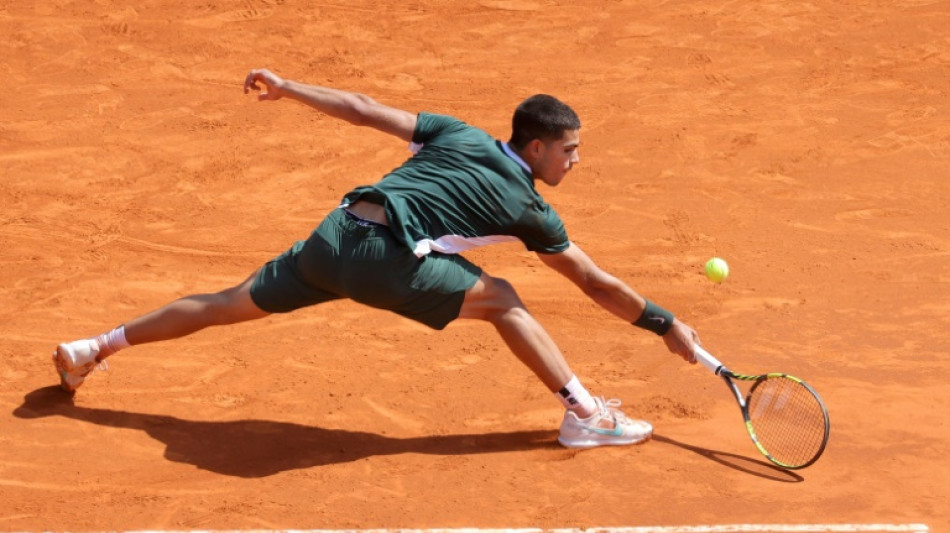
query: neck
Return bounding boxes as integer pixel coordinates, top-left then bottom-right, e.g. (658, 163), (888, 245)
(502, 142), (532, 174)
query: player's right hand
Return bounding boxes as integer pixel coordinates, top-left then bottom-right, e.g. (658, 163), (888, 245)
(663, 319), (700, 364)
(243, 68), (286, 101)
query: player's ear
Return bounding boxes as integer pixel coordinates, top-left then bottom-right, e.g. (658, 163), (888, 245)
(526, 138), (545, 159)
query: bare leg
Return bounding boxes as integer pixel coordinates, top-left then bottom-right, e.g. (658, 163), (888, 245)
(122, 270), (270, 348)
(457, 272), (653, 446)
(54, 271), (272, 391)
(458, 272), (590, 414)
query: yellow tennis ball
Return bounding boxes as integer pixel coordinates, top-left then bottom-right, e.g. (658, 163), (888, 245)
(705, 257), (729, 283)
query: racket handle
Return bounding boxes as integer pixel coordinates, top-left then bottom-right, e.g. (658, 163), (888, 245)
(694, 345), (725, 375)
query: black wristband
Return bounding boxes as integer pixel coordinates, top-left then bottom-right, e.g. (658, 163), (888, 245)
(633, 300), (674, 336)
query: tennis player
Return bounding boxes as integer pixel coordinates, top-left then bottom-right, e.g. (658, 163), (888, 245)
(53, 68), (700, 449)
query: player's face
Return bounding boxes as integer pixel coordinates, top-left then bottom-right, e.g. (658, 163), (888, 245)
(534, 129), (580, 187)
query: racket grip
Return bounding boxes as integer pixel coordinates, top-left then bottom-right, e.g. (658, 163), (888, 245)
(694, 345), (724, 375)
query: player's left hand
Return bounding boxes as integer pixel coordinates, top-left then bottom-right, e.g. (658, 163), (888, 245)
(243, 68), (287, 101)
(663, 319), (700, 364)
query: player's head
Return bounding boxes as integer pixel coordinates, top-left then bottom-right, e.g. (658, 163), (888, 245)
(509, 94), (581, 150)
(509, 94), (581, 186)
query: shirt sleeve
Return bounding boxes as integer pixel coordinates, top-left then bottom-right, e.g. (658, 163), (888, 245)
(511, 201), (570, 254)
(412, 112), (468, 144)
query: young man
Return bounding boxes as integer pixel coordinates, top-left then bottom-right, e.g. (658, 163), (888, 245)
(53, 68), (701, 449)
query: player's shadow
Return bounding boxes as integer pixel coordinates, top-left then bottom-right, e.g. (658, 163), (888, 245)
(14, 386), (557, 478)
(652, 434), (804, 482)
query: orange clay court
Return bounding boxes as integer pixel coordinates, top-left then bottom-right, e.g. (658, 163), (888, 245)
(1, 1), (948, 531)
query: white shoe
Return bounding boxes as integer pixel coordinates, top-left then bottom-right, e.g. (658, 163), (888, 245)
(53, 339), (108, 392)
(557, 397), (653, 449)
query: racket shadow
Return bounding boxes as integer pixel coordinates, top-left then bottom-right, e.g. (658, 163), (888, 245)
(652, 434), (804, 482)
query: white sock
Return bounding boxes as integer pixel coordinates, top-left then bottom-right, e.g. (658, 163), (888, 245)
(95, 325), (131, 357)
(555, 375), (597, 415)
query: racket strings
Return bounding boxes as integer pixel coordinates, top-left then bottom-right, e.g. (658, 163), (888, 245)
(747, 377), (828, 467)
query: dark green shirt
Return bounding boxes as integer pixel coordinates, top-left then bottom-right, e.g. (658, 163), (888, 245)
(342, 112), (569, 257)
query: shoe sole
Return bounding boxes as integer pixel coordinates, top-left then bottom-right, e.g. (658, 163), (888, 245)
(52, 344), (81, 393)
(557, 432), (652, 449)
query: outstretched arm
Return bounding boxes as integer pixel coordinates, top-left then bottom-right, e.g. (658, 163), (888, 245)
(243, 68), (417, 142)
(537, 242), (699, 363)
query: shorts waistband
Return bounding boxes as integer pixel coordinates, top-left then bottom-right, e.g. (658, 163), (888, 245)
(342, 207), (388, 228)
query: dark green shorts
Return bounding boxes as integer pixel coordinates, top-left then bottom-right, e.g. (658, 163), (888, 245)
(250, 208), (482, 330)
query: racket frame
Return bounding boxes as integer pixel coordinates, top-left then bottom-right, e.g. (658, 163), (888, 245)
(694, 346), (830, 469)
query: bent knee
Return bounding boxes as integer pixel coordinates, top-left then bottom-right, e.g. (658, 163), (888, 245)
(459, 274), (527, 321)
(481, 276), (524, 306)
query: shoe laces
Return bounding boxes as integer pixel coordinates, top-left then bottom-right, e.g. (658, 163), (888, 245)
(78, 358), (109, 378)
(592, 397), (631, 426)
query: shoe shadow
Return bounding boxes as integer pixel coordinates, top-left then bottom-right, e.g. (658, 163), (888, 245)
(652, 434), (804, 482)
(14, 386), (558, 478)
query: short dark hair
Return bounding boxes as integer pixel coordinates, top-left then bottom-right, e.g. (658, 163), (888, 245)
(508, 94), (581, 150)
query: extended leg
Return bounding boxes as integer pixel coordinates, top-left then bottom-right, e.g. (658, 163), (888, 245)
(123, 271), (270, 345)
(54, 271), (270, 392)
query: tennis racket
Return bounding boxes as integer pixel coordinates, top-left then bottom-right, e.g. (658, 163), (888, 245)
(694, 345), (830, 469)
